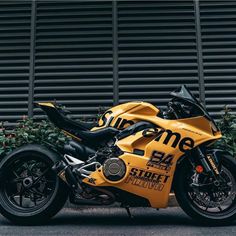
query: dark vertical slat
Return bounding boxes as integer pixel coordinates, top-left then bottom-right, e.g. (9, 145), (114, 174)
(28, 0), (36, 118)
(194, 0), (205, 106)
(112, 0), (119, 105)
(200, 0), (236, 118)
(117, 0), (199, 110)
(0, 1), (31, 123)
(33, 1), (113, 120)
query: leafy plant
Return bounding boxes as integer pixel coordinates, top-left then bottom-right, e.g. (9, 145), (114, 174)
(0, 105), (106, 158)
(215, 106), (236, 156)
(0, 117), (71, 157)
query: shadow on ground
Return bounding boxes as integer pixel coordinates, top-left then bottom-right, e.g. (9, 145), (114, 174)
(50, 211), (194, 226)
(1, 207), (236, 228)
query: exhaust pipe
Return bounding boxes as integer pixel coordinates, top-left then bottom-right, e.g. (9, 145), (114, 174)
(52, 161), (83, 193)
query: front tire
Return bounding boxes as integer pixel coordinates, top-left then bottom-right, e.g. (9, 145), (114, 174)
(174, 154), (236, 225)
(0, 146), (68, 225)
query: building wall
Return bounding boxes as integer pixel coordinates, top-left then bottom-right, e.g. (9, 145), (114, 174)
(0, 0), (235, 123)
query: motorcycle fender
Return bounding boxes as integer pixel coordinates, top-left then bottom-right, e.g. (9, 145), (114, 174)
(206, 148), (232, 170)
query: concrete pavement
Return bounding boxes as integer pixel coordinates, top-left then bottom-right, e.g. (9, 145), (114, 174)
(0, 207), (236, 236)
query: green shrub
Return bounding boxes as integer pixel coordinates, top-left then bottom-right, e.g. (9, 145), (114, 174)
(215, 106), (236, 156)
(0, 106), (105, 158)
(0, 117), (71, 157)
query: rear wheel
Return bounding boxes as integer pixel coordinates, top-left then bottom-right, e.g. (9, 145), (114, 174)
(0, 150), (68, 225)
(174, 154), (236, 225)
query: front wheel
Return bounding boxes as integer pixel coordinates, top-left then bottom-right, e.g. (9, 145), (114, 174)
(0, 148), (68, 225)
(174, 154), (236, 225)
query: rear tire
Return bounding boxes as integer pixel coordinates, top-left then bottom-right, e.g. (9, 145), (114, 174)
(0, 147), (68, 225)
(174, 154), (236, 225)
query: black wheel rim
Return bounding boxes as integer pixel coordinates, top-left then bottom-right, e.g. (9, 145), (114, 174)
(186, 165), (236, 217)
(1, 155), (57, 213)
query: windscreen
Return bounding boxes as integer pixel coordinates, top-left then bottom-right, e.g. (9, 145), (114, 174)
(170, 85), (219, 131)
(170, 85), (201, 106)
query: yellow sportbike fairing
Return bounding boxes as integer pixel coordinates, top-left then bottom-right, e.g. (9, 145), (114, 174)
(91, 101), (161, 131)
(83, 114), (221, 208)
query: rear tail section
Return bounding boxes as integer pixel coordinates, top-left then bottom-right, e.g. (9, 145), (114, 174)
(36, 102), (93, 139)
(36, 102), (65, 129)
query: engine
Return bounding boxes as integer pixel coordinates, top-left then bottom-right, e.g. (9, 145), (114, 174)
(93, 145), (126, 182)
(103, 158), (126, 181)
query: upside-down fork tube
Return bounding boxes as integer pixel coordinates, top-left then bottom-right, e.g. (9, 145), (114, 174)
(190, 147), (221, 179)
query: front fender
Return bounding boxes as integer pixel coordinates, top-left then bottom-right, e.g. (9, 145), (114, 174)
(207, 148), (232, 160)
(206, 148), (234, 171)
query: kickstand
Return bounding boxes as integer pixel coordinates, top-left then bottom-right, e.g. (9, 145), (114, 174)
(125, 207), (133, 219)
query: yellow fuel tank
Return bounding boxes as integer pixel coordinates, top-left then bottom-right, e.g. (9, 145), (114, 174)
(92, 101), (160, 131)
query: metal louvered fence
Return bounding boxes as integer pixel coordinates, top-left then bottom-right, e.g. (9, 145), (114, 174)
(0, 0), (235, 124)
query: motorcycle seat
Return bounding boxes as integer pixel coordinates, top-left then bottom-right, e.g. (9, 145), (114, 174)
(38, 103), (119, 147)
(73, 119), (96, 130)
(38, 103), (96, 131)
(54, 111), (119, 146)
(74, 127), (119, 147)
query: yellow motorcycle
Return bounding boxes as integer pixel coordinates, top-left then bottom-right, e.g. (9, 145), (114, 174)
(0, 85), (235, 225)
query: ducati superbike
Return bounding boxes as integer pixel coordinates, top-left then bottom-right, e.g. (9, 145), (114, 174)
(0, 85), (236, 225)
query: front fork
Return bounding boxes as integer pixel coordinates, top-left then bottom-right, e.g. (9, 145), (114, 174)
(189, 147), (222, 184)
